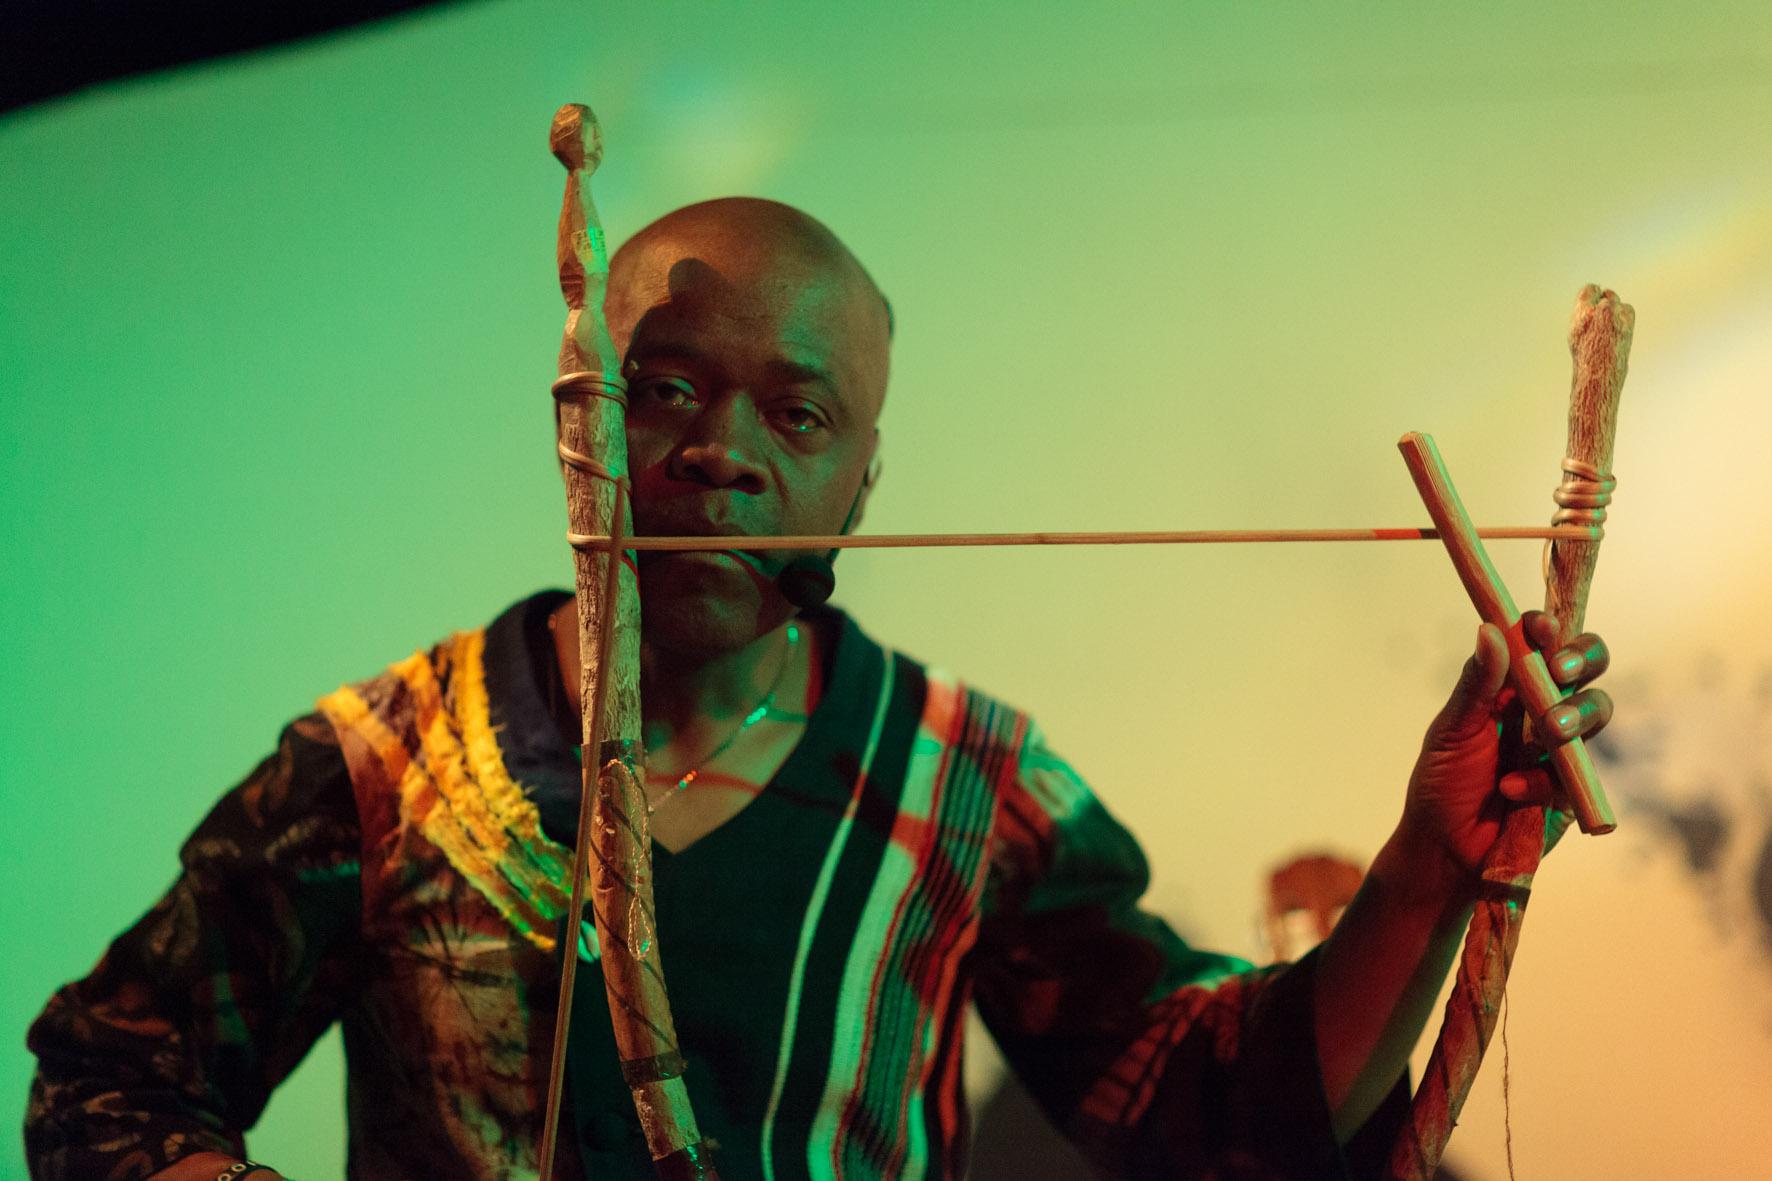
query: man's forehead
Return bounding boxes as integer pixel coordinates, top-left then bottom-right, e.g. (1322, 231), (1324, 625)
(615, 197), (852, 269)
(618, 271), (859, 399)
(616, 236), (863, 325)
(608, 198), (891, 409)
(614, 200), (884, 315)
(627, 330), (841, 403)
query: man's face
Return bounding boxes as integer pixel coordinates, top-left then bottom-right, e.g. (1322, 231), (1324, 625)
(607, 222), (889, 657)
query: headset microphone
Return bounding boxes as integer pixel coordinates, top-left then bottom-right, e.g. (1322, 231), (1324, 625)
(776, 554), (837, 610)
(772, 453), (877, 610)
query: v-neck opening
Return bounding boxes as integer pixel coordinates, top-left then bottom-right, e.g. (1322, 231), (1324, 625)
(482, 590), (888, 857)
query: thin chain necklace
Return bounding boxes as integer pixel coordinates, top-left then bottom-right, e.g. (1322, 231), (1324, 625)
(648, 623), (798, 814)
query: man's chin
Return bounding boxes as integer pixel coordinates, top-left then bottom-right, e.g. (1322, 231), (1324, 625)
(637, 554), (783, 656)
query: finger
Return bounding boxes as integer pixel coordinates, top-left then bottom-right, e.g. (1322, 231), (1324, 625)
(1521, 610), (1563, 655)
(1438, 623), (1512, 737)
(1499, 765), (1557, 803)
(1538, 687), (1614, 745)
(1548, 632), (1610, 688)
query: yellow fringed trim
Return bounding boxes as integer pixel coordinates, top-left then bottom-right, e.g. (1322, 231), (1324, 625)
(398, 650), (515, 867)
(453, 632), (546, 846)
(451, 632), (570, 898)
(316, 684), (411, 787)
(321, 632), (572, 951)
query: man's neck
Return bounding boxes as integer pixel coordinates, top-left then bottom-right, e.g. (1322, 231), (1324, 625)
(546, 599), (800, 757)
(639, 624), (795, 756)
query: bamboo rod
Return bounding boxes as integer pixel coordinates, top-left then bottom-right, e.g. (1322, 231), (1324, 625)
(566, 525), (1597, 553)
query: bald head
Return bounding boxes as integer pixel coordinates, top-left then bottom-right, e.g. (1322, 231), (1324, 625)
(607, 198), (892, 421)
(610, 198), (893, 651)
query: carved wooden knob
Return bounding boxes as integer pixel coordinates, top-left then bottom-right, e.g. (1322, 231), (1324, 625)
(551, 102), (603, 174)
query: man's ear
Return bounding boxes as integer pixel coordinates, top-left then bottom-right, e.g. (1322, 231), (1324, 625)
(847, 429), (883, 535)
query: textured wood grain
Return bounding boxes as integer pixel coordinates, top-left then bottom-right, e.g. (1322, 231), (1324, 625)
(1548, 285), (1634, 636)
(540, 103), (713, 1179)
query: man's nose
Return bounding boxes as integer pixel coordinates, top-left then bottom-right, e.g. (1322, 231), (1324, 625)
(668, 396), (768, 494)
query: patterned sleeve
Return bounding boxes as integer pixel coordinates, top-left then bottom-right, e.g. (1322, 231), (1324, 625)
(25, 714), (363, 1181)
(973, 726), (1405, 1180)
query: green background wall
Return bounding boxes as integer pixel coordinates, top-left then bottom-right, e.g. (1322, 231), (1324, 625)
(5, 3), (1770, 1175)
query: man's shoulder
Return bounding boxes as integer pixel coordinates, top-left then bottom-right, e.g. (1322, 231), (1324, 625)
(316, 589), (559, 720)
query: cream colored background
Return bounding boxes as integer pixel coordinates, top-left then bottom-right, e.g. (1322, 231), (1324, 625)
(4, 3), (1770, 1176)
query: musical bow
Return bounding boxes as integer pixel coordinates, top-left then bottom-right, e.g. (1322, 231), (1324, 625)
(533, 100), (1631, 1180)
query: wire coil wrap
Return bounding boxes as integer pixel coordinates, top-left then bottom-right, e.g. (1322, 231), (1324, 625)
(1550, 456), (1616, 530)
(556, 371), (633, 550)
(1544, 456), (1616, 582)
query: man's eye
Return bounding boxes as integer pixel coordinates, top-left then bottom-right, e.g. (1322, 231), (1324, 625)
(635, 376), (698, 408)
(773, 403), (825, 434)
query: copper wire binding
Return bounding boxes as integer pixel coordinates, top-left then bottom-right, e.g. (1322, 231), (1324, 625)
(1543, 456), (1616, 578)
(553, 370), (632, 552)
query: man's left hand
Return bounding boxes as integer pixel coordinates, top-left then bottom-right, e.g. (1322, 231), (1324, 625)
(1396, 612), (1612, 884)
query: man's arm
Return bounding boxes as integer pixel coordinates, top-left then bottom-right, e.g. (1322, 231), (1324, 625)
(1314, 830), (1476, 1141)
(1313, 616), (1610, 1137)
(976, 724), (1382, 1178)
(25, 714), (360, 1180)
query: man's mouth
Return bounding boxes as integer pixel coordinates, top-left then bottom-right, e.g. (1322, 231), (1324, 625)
(634, 520), (778, 578)
(635, 514), (753, 539)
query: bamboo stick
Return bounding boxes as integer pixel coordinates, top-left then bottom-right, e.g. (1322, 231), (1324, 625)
(565, 525), (1596, 553)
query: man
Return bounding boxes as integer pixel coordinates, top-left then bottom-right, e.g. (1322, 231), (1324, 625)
(26, 198), (1612, 1179)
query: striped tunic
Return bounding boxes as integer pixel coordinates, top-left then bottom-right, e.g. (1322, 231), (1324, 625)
(27, 592), (1386, 1179)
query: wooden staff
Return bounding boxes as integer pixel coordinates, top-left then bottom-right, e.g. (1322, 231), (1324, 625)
(538, 103), (716, 1180)
(1390, 285), (1633, 1178)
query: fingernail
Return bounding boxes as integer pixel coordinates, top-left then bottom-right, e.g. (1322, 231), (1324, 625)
(1553, 651), (1583, 682)
(1548, 704), (1580, 736)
